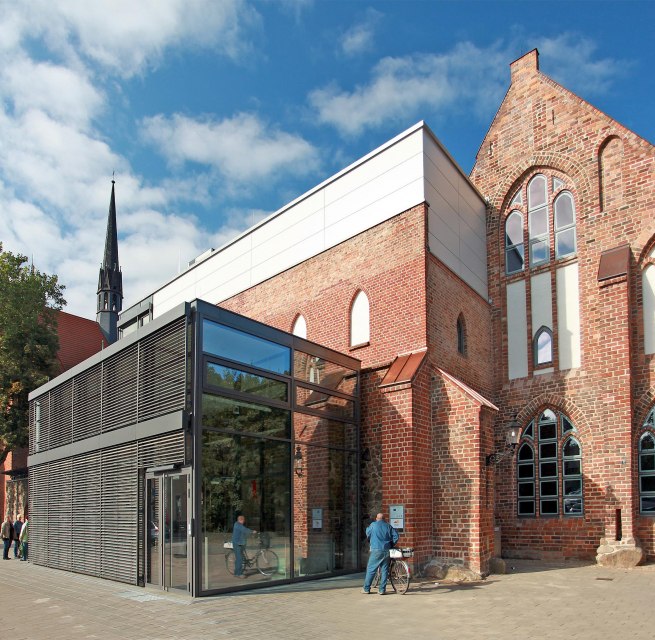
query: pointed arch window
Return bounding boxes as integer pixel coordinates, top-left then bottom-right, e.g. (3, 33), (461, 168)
(533, 326), (553, 366)
(639, 409), (655, 514)
(457, 314), (467, 356)
(505, 211), (524, 274)
(554, 192), (577, 258)
(350, 290), (370, 347)
(528, 174), (550, 267)
(292, 314), (307, 339)
(516, 409), (583, 517)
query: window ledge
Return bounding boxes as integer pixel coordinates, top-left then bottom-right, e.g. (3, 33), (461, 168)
(349, 341), (370, 352)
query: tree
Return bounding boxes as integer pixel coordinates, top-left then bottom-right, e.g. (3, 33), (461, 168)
(0, 243), (65, 462)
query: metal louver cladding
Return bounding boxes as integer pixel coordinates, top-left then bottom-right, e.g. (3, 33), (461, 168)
(29, 393), (50, 454)
(72, 452), (101, 577)
(49, 380), (73, 449)
(28, 464), (49, 566)
(102, 343), (139, 432)
(138, 317), (187, 423)
(101, 443), (138, 583)
(72, 364), (102, 442)
(47, 458), (73, 571)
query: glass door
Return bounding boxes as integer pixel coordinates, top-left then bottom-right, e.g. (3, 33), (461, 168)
(146, 470), (191, 592)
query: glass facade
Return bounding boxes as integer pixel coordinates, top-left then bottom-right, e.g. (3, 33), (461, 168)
(197, 313), (359, 594)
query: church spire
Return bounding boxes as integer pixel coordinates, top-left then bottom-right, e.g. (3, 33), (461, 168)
(96, 179), (123, 344)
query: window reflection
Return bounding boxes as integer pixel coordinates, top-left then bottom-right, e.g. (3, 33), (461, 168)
(206, 362), (288, 402)
(202, 395), (291, 439)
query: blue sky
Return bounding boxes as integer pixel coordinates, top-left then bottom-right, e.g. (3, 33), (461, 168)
(1, 0), (653, 318)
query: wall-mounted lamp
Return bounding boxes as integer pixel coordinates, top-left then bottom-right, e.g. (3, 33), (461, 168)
(486, 414), (522, 466)
(294, 445), (304, 477)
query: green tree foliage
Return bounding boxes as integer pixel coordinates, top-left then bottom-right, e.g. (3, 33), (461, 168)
(0, 243), (65, 461)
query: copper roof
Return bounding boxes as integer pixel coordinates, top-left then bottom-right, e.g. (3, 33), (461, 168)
(436, 368), (498, 410)
(380, 350), (427, 387)
(56, 310), (106, 373)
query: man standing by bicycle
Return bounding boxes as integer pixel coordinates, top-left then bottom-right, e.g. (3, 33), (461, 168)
(232, 515), (256, 579)
(362, 512), (399, 595)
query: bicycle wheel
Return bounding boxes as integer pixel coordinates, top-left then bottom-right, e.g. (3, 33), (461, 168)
(389, 559), (410, 594)
(256, 549), (279, 576)
(225, 550), (236, 575)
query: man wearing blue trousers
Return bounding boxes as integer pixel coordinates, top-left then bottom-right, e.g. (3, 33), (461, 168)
(362, 512), (399, 595)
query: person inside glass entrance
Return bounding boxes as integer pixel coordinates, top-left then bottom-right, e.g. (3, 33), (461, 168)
(232, 515), (256, 578)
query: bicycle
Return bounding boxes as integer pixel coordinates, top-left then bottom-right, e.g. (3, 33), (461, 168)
(371, 547), (413, 594)
(224, 533), (279, 577)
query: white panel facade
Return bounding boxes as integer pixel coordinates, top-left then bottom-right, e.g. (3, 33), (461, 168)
(556, 263), (581, 369)
(424, 130), (488, 299)
(643, 265), (655, 354)
(530, 272), (553, 336)
(507, 280), (528, 380)
(149, 124), (427, 320)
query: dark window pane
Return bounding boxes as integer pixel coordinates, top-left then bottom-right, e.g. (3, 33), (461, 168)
(518, 482), (534, 497)
(202, 394), (291, 439)
(518, 463), (534, 479)
(641, 497), (655, 513)
(562, 416), (574, 434)
(539, 422), (557, 441)
(505, 211), (523, 246)
(540, 442), (557, 459)
(641, 434), (655, 451)
(564, 479), (582, 496)
(640, 475), (655, 493)
(540, 461), (557, 478)
(564, 460), (581, 476)
(563, 439), (580, 457)
(293, 352), (357, 395)
(541, 409), (557, 422)
(541, 499), (558, 515)
(540, 480), (558, 497)
(203, 320), (291, 375)
(296, 386), (354, 420)
(506, 245), (524, 273)
(518, 444), (534, 460)
(640, 454), (655, 472)
(523, 421), (534, 439)
(564, 499), (582, 515)
(206, 363), (288, 402)
(518, 500), (535, 516)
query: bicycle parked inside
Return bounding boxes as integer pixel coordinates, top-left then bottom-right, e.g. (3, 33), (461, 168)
(225, 532), (279, 577)
(371, 547), (413, 594)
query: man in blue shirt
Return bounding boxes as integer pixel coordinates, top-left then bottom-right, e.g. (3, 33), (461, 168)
(232, 515), (256, 578)
(362, 512), (399, 595)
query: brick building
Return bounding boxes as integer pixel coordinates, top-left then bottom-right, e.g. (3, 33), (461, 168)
(27, 49), (654, 594)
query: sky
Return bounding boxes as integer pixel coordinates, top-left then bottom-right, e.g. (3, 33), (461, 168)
(1, 0), (653, 319)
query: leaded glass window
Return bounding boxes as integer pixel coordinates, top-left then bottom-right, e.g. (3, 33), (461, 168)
(639, 410), (655, 515)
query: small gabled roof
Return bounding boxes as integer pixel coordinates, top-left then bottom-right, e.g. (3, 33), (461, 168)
(380, 349), (427, 388)
(436, 368), (498, 411)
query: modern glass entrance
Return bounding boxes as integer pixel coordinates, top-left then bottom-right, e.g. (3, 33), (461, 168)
(146, 469), (191, 592)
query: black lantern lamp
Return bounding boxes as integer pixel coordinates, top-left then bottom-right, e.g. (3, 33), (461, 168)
(486, 414), (522, 466)
(294, 445), (304, 477)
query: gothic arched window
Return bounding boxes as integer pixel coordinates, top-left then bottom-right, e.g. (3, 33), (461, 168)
(350, 290), (370, 347)
(639, 408), (655, 514)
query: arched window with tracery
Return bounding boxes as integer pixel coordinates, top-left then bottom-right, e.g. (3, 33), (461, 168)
(516, 409), (583, 517)
(639, 408), (655, 514)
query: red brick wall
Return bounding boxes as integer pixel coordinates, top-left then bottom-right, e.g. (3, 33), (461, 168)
(471, 49), (655, 560)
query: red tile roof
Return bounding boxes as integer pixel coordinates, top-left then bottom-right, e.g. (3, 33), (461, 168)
(55, 310), (106, 373)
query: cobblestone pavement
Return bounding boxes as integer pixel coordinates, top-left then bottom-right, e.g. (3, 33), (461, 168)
(0, 559), (653, 640)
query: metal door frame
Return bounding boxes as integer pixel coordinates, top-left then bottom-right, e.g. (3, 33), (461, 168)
(145, 467), (192, 593)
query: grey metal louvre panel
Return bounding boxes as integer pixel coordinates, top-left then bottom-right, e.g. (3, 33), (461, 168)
(28, 465), (49, 566)
(101, 444), (138, 584)
(49, 380), (73, 449)
(102, 345), (138, 432)
(47, 458), (73, 571)
(138, 317), (187, 422)
(28, 401), (35, 455)
(72, 451), (102, 577)
(72, 364), (102, 442)
(32, 394), (50, 454)
(137, 431), (186, 468)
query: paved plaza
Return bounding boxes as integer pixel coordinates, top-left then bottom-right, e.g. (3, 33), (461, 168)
(0, 559), (653, 639)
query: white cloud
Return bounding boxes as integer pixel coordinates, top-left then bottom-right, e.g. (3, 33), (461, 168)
(4, 0), (260, 78)
(536, 34), (625, 96)
(141, 112), (320, 183)
(339, 8), (382, 57)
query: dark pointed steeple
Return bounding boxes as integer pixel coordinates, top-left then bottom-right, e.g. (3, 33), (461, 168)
(96, 179), (123, 344)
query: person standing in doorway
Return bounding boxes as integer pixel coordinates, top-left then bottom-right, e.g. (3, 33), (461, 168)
(1, 515), (14, 560)
(12, 516), (23, 558)
(232, 515), (256, 579)
(362, 512), (399, 595)
(19, 519), (28, 561)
